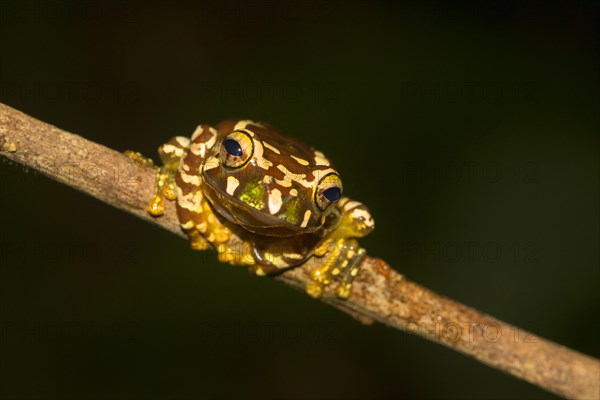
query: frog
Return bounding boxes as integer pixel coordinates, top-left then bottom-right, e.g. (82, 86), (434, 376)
(133, 120), (374, 298)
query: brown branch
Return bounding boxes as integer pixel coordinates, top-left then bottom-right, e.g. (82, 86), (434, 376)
(1, 102), (598, 399)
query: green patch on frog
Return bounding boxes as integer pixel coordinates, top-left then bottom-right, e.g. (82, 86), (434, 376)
(280, 197), (302, 225)
(239, 179), (264, 210)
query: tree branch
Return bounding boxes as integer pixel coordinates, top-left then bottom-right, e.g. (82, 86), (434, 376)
(1, 103), (598, 399)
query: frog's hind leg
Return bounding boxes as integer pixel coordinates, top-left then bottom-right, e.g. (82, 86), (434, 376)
(173, 126), (216, 251)
(176, 185), (254, 264)
(174, 125), (241, 259)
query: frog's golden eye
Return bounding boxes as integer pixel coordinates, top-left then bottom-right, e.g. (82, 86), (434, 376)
(220, 131), (254, 168)
(315, 173), (343, 211)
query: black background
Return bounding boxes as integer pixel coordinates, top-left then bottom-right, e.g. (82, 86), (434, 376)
(0, 1), (598, 399)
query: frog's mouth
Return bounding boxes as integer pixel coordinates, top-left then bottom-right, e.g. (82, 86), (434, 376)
(202, 181), (320, 237)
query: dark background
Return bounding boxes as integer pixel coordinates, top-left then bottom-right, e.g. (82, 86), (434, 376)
(0, 1), (598, 399)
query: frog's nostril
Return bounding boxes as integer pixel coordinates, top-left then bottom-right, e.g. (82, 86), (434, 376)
(224, 139), (243, 157)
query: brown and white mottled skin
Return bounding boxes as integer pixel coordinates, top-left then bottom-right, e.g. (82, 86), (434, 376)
(150, 119), (374, 298)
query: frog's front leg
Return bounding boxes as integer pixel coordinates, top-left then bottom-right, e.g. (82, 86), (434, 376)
(307, 198), (374, 299)
(125, 136), (190, 216)
(174, 125), (254, 265)
(173, 125), (222, 251)
(150, 136), (191, 215)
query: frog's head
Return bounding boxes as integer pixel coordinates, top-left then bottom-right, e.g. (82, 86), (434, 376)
(201, 120), (343, 236)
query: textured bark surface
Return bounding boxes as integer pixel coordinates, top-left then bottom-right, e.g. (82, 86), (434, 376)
(1, 103), (598, 399)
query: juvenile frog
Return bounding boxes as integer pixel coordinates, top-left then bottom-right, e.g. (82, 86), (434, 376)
(137, 120), (374, 298)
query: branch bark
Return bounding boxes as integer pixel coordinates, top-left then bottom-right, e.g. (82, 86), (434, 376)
(1, 103), (598, 399)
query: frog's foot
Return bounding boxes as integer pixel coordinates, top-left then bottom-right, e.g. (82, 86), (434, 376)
(216, 240), (256, 266)
(124, 150), (155, 168)
(144, 165), (175, 216)
(306, 238), (366, 299)
(126, 137), (189, 217)
(187, 229), (210, 251)
(179, 197), (255, 266)
(124, 150), (167, 216)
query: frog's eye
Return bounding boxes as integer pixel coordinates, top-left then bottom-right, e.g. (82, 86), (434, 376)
(315, 173), (343, 211)
(220, 131), (254, 168)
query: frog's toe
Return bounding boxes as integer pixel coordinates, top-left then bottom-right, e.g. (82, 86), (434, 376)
(248, 265), (269, 276)
(213, 226), (231, 243)
(336, 283), (352, 299)
(147, 194), (165, 216)
(189, 230), (210, 250)
(162, 181), (177, 200)
(217, 251), (235, 263)
(124, 150), (155, 167)
(216, 242), (255, 266)
(306, 282), (324, 298)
